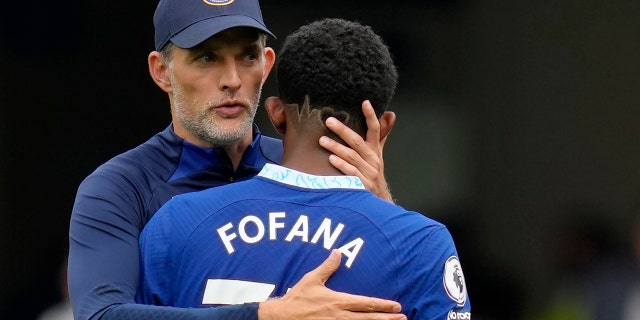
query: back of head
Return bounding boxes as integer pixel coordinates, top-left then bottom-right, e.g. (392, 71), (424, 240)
(276, 18), (398, 135)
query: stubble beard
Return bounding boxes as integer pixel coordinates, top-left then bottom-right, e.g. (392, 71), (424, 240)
(170, 69), (260, 147)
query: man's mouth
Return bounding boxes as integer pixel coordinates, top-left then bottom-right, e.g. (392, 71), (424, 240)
(215, 101), (245, 117)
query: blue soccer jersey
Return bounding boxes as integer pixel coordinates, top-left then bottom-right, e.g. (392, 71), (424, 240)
(137, 163), (471, 320)
(68, 124), (282, 320)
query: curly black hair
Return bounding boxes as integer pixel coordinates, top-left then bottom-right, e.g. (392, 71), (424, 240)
(276, 18), (398, 135)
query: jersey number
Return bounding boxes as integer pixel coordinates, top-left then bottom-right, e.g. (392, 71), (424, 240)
(202, 279), (276, 304)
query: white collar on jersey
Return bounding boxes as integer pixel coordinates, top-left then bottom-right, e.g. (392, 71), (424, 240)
(258, 163), (366, 190)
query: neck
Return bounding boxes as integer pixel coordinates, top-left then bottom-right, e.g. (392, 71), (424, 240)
(280, 140), (343, 176)
(173, 123), (253, 171)
(222, 134), (253, 171)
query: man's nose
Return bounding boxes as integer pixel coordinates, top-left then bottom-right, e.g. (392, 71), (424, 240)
(219, 62), (241, 91)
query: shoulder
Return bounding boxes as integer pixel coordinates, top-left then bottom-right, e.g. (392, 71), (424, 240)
(144, 179), (262, 242)
(349, 194), (445, 230)
(79, 126), (181, 191)
(166, 178), (261, 211)
(393, 209), (453, 245)
(347, 196), (453, 248)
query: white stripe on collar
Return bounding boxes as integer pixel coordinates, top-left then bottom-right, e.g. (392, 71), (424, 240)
(258, 163), (365, 190)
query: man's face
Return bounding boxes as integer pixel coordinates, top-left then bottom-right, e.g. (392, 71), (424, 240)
(167, 28), (271, 147)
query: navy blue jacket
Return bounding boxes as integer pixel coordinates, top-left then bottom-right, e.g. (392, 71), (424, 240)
(68, 124), (282, 320)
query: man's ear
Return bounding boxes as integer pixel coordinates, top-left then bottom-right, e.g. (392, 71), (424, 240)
(265, 96), (287, 136)
(378, 111), (396, 143)
(262, 47), (276, 85)
(148, 51), (172, 93)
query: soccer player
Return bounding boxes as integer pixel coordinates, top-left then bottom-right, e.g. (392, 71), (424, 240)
(136, 18), (472, 320)
(67, 0), (403, 319)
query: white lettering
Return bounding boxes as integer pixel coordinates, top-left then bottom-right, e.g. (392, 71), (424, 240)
(447, 310), (471, 320)
(338, 237), (364, 268)
(285, 215), (309, 242)
(217, 212), (363, 268)
(269, 212), (286, 240)
(238, 215), (265, 244)
(310, 218), (344, 249)
(217, 222), (237, 254)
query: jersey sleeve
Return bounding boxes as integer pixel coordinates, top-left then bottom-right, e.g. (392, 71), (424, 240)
(400, 222), (471, 320)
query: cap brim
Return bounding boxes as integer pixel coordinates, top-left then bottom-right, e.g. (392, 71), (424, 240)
(170, 15), (276, 49)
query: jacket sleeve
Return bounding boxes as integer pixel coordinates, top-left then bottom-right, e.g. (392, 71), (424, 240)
(68, 170), (261, 320)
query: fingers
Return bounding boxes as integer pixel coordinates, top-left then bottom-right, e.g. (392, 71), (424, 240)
(348, 313), (407, 320)
(322, 100), (393, 202)
(362, 100), (382, 151)
(352, 313), (406, 320)
(321, 120), (377, 178)
(304, 249), (341, 285)
(326, 153), (360, 177)
(335, 294), (403, 314)
(324, 117), (371, 157)
(322, 100), (383, 168)
(329, 292), (405, 320)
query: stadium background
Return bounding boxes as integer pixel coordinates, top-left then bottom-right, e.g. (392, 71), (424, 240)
(1, 0), (640, 318)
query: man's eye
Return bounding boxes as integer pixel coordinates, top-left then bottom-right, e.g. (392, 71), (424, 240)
(197, 53), (215, 63)
(245, 52), (259, 61)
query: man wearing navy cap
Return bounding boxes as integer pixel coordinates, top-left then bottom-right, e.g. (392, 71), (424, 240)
(67, 0), (402, 320)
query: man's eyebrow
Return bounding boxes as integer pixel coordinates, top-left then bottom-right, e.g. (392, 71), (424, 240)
(191, 38), (261, 54)
(243, 39), (263, 51)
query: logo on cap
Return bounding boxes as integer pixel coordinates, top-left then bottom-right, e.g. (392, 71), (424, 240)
(443, 256), (467, 306)
(203, 0), (235, 6)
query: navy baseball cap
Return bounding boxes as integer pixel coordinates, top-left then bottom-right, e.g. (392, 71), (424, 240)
(153, 0), (276, 51)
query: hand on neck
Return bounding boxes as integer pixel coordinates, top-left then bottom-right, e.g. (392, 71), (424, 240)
(280, 140), (344, 176)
